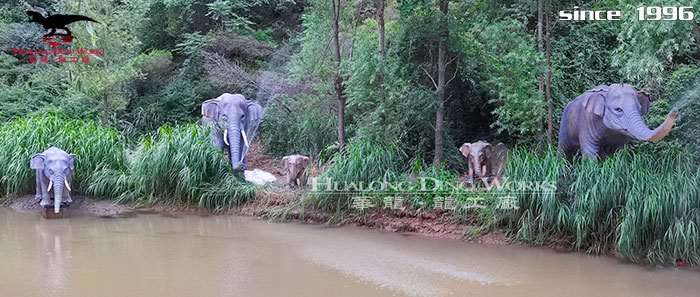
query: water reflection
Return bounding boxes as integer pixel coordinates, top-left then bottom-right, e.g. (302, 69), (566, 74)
(0, 209), (698, 297)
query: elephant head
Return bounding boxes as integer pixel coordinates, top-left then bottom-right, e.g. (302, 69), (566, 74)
(583, 84), (678, 142)
(282, 155), (310, 189)
(202, 93), (264, 170)
(30, 147), (75, 214)
(460, 141), (492, 180)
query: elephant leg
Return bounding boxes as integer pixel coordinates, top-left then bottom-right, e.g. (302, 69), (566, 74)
(467, 158), (475, 183)
(35, 171), (42, 201)
(63, 174), (72, 204)
(39, 176), (51, 207)
(579, 135), (600, 161)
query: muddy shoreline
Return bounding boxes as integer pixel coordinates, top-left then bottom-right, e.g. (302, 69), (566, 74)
(4, 192), (508, 244)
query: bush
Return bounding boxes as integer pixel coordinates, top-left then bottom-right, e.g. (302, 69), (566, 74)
(659, 65), (700, 155)
(308, 137), (405, 213)
(492, 147), (700, 265)
(0, 115), (127, 197)
(87, 124), (255, 211)
(118, 77), (219, 136)
(261, 103), (338, 159)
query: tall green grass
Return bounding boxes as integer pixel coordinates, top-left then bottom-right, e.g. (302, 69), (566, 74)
(494, 147), (700, 264)
(308, 137), (406, 212)
(0, 114), (127, 197)
(86, 124), (255, 211)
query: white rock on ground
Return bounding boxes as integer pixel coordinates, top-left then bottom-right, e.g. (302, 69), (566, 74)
(244, 168), (277, 185)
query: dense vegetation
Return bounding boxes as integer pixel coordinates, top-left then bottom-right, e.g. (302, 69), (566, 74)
(2, 0), (700, 264)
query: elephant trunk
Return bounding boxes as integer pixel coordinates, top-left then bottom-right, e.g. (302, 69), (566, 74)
(472, 157), (482, 178)
(52, 176), (63, 214)
(227, 121), (242, 170)
(628, 109), (679, 142)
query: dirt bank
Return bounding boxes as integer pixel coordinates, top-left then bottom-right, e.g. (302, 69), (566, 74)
(8, 195), (132, 217)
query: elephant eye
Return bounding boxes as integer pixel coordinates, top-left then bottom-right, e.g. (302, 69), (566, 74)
(615, 107), (623, 112)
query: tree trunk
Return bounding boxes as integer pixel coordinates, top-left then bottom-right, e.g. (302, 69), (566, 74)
(536, 0), (544, 141)
(693, 21), (700, 52)
(433, 0), (448, 166)
(545, 0), (552, 142)
(102, 90), (109, 125)
(331, 0), (346, 150)
(375, 0), (385, 93)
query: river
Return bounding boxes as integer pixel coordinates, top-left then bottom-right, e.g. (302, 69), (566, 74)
(0, 208), (698, 297)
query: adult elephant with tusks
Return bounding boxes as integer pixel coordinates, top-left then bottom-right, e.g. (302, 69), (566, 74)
(30, 147), (75, 214)
(559, 84), (679, 161)
(201, 93), (264, 170)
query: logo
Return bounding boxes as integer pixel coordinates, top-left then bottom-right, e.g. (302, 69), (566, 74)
(26, 10), (98, 39)
(12, 10), (104, 64)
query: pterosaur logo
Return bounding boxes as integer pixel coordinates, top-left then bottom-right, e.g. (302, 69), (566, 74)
(12, 10), (104, 64)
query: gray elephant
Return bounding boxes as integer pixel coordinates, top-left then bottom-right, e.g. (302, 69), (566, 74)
(30, 147), (75, 214)
(202, 93), (264, 170)
(559, 84), (678, 160)
(460, 141), (507, 182)
(282, 155), (310, 189)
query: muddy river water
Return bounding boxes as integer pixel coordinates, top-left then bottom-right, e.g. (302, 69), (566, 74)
(1, 208), (699, 297)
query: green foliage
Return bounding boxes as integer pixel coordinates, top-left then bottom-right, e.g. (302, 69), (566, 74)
(308, 137), (406, 212)
(465, 19), (544, 138)
(86, 124), (255, 210)
(118, 76), (218, 136)
(493, 147), (700, 265)
(658, 65), (700, 154)
(261, 102), (338, 159)
(611, 0), (699, 89)
(0, 114), (126, 197)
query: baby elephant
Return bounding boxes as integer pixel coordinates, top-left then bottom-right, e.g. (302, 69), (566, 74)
(460, 141), (507, 182)
(30, 147), (75, 214)
(282, 155), (310, 189)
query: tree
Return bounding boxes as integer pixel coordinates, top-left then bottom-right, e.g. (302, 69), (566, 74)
(433, 0), (448, 166)
(331, 0), (347, 150)
(375, 0), (385, 93)
(60, 0), (145, 125)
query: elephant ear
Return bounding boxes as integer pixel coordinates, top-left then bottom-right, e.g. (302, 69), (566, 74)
(30, 153), (45, 169)
(67, 154), (76, 170)
(484, 143), (493, 158)
(282, 156), (289, 169)
(244, 101), (264, 141)
(581, 88), (607, 117)
(201, 98), (221, 120)
(491, 143), (508, 176)
(459, 143), (471, 157)
(301, 156), (311, 169)
(636, 90), (653, 115)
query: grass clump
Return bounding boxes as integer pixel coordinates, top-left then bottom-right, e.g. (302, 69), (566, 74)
(307, 137), (405, 213)
(0, 114), (126, 198)
(493, 146), (700, 265)
(86, 124), (255, 211)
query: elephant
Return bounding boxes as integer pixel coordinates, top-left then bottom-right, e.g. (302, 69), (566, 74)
(282, 155), (310, 189)
(30, 146), (75, 214)
(202, 93), (264, 170)
(460, 141), (507, 182)
(559, 84), (679, 161)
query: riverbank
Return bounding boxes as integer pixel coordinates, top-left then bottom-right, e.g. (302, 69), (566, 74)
(4, 191), (509, 247)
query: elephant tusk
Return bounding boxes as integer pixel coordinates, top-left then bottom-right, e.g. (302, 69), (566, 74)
(64, 180), (71, 192)
(241, 129), (249, 148)
(47, 180), (53, 190)
(223, 129), (229, 146)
